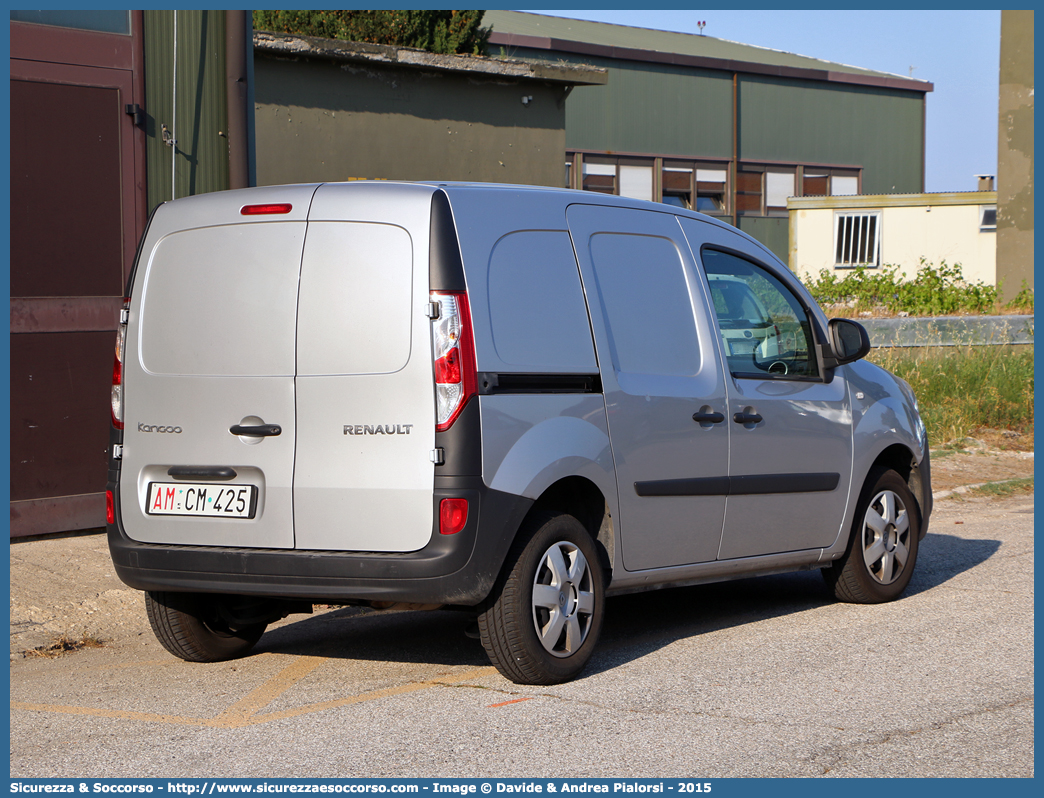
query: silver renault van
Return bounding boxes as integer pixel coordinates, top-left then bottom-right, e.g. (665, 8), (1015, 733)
(107, 181), (931, 685)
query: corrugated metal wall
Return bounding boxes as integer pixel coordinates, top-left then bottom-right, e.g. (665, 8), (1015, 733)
(737, 217), (790, 262)
(554, 54), (733, 157)
(144, 10), (229, 213)
(738, 77), (924, 194)
(510, 46), (924, 189)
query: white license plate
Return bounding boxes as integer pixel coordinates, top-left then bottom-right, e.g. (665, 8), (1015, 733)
(146, 482), (257, 518)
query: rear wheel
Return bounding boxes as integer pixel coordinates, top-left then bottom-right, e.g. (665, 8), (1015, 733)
(145, 591), (266, 662)
(825, 468), (920, 603)
(478, 512), (605, 685)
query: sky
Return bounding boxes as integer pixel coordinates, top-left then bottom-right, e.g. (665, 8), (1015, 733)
(518, 8), (1002, 193)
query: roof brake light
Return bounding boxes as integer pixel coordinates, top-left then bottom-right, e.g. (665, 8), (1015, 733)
(240, 203), (293, 216)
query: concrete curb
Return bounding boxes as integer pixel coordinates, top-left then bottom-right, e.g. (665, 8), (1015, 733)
(859, 314), (1033, 347)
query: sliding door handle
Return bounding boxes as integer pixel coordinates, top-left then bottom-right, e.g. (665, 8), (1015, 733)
(733, 412), (763, 424)
(692, 411), (725, 424)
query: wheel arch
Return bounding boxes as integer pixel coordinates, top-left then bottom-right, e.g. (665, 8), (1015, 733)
(863, 442), (931, 542)
(520, 476), (614, 586)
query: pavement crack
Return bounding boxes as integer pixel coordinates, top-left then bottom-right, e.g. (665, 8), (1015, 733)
(809, 695), (1035, 773)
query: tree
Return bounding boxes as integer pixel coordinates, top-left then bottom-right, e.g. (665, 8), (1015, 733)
(252, 10), (491, 55)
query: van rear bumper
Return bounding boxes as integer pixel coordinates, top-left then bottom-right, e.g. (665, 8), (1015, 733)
(108, 476), (532, 606)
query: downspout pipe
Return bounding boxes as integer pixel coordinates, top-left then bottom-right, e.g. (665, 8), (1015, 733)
(225, 10), (250, 190)
(731, 72), (738, 229)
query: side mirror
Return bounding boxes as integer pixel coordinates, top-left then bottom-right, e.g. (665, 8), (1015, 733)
(828, 318), (871, 364)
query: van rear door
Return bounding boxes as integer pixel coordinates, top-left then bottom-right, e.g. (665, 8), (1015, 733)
(293, 184), (437, 552)
(120, 186), (318, 549)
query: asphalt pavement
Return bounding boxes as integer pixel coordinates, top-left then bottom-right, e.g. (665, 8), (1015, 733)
(9, 492), (1034, 778)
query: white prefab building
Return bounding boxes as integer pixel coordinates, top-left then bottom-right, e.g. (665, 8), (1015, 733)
(788, 191), (997, 286)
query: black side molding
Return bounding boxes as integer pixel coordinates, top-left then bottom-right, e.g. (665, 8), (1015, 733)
(731, 472), (840, 495)
(635, 476), (730, 497)
(635, 472), (840, 497)
(477, 373), (602, 395)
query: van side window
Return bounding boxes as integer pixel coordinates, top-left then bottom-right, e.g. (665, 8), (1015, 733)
(589, 233), (700, 377)
(701, 249), (819, 380)
(488, 231), (597, 370)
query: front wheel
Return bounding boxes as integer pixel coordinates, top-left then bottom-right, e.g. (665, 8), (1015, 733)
(824, 468), (920, 603)
(478, 512), (605, 685)
(145, 591), (266, 662)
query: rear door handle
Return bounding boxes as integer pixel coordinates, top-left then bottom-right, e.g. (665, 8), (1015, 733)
(168, 465), (238, 480)
(733, 412), (763, 424)
(230, 423), (282, 437)
(692, 411), (725, 424)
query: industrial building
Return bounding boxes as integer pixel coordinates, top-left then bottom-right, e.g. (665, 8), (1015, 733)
(484, 10), (933, 260)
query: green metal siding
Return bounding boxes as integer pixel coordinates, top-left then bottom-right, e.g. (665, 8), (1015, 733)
(738, 76), (924, 193)
(511, 47), (732, 158)
(144, 10), (229, 213)
(738, 216), (790, 264)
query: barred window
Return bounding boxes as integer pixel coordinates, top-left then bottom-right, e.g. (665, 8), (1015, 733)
(980, 205), (997, 232)
(835, 212), (880, 267)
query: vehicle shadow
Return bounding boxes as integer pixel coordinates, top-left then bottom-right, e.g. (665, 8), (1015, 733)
(253, 531), (1001, 675)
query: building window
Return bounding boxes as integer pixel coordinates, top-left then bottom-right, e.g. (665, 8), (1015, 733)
(803, 169), (860, 197)
(661, 162), (729, 214)
(696, 168), (728, 213)
(619, 164), (653, 201)
(662, 166), (694, 209)
(980, 205), (997, 232)
(765, 171), (795, 213)
(583, 162), (616, 194)
(835, 212), (881, 268)
(803, 172), (829, 196)
(831, 175), (859, 196)
(736, 170), (763, 214)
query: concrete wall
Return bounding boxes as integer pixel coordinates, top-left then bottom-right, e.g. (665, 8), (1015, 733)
(789, 192), (997, 284)
(996, 10), (1034, 301)
(254, 53), (568, 187)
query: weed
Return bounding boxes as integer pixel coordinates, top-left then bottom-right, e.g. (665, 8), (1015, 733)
(1006, 282), (1035, 314)
(868, 344), (1034, 445)
(25, 634), (105, 658)
(805, 259), (1031, 317)
(965, 477), (1034, 499)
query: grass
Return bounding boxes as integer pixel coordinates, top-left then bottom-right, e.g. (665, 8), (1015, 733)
(868, 344), (1034, 446)
(964, 477), (1034, 498)
(805, 259), (1034, 317)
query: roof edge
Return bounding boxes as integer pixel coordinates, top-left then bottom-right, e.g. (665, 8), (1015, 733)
(787, 191), (996, 210)
(488, 31), (933, 93)
(253, 31), (608, 85)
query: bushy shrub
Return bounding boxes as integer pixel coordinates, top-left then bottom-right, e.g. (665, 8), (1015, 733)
(803, 259), (1011, 316)
(253, 10), (491, 55)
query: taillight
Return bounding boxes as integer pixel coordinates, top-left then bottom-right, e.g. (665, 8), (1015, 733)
(439, 498), (469, 535)
(431, 291), (476, 432)
(111, 299), (129, 429)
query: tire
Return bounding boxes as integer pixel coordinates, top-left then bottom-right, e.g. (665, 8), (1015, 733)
(478, 512), (606, 685)
(145, 591), (266, 662)
(825, 468), (920, 603)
